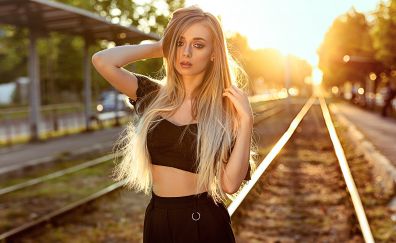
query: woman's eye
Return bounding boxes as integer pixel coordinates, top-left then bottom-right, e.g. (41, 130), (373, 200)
(176, 41), (204, 48)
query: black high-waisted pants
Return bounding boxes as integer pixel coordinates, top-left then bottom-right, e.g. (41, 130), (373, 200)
(143, 190), (236, 243)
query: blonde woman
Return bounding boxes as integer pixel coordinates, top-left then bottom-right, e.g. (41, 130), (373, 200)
(92, 5), (257, 243)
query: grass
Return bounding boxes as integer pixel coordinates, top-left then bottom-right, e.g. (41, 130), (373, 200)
(0, 161), (117, 233)
(0, 150), (112, 189)
(4, 161), (114, 199)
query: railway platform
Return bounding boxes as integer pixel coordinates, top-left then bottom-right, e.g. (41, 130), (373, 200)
(330, 100), (396, 210)
(0, 126), (126, 175)
(330, 100), (396, 172)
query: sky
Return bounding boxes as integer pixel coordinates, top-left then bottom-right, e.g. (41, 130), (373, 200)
(185, 0), (380, 67)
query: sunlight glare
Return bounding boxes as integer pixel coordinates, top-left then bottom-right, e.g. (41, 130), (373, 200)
(312, 68), (323, 85)
(186, 0), (378, 67)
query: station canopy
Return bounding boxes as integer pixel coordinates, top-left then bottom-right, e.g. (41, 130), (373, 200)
(0, 0), (159, 139)
(0, 0), (159, 43)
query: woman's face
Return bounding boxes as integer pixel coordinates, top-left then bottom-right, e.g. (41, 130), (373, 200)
(174, 22), (214, 78)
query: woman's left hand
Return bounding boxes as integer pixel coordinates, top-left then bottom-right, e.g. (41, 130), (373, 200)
(223, 85), (253, 125)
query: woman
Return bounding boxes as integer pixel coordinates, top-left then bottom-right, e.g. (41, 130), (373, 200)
(92, 5), (257, 243)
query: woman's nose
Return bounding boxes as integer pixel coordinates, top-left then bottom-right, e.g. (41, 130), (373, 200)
(183, 45), (192, 57)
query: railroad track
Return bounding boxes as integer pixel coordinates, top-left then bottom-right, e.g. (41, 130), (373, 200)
(0, 154), (117, 240)
(229, 96), (379, 242)
(0, 98), (288, 242)
(3, 96), (391, 242)
(0, 154), (114, 196)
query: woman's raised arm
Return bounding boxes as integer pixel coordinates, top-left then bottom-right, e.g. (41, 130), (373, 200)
(91, 40), (163, 100)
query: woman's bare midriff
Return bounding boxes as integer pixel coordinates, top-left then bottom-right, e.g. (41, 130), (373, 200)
(152, 165), (208, 197)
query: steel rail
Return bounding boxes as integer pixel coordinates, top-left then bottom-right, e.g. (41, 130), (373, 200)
(319, 96), (374, 243)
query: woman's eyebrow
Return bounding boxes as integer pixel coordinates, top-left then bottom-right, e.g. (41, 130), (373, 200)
(179, 36), (207, 41)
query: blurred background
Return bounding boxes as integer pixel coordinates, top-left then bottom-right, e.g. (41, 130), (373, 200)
(0, 0), (395, 242)
(0, 0), (395, 144)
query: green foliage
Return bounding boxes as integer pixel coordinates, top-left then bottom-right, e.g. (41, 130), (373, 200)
(318, 2), (396, 90)
(0, 26), (29, 83)
(370, 0), (396, 70)
(317, 8), (375, 88)
(0, 0), (184, 104)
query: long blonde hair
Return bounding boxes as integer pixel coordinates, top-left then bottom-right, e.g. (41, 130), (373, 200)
(112, 5), (258, 205)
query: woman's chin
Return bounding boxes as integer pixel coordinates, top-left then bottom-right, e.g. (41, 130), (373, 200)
(177, 70), (197, 76)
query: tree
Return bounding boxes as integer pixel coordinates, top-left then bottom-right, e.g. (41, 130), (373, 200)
(370, 0), (396, 93)
(317, 8), (375, 89)
(227, 33), (312, 95)
(371, 0), (396, 70)
(0, 0), (185, 104)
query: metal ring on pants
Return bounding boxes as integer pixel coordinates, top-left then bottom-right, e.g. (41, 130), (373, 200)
(192, 193), (201, 221)
(192, 211), (200, 221)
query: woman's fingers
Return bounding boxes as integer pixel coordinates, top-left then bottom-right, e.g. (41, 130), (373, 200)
(224, 86), (239, 97)
(232, 85), (247, 96)
(225, 85), (245, 97)
(222, 91), (238, 104)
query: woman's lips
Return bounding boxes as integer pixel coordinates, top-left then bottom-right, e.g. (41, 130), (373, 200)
(180, 62), (192, 68)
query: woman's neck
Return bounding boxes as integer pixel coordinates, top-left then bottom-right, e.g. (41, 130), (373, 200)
(181, 72), (205, 99)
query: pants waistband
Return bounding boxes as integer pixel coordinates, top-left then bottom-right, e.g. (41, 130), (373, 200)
(150, 191), (213, 209)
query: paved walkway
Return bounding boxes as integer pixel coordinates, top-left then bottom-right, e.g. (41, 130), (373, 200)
(0, 126), (126, 175)
(331, 100), (396, 166)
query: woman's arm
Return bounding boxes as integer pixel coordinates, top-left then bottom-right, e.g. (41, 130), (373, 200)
(91, 39), (163, 100)
(221, 84), (254, 194)
(221, 118), (253, 194)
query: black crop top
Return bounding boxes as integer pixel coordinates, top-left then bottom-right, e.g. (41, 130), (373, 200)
(128, 73), (251, 180)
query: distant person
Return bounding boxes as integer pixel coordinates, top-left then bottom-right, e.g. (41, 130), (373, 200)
(381, 82), (396, 117)
(351, 85), (357, 104)
(92, 5), (257, 243)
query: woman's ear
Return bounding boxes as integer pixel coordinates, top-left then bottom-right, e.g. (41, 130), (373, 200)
(210, 51), (215, 61)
